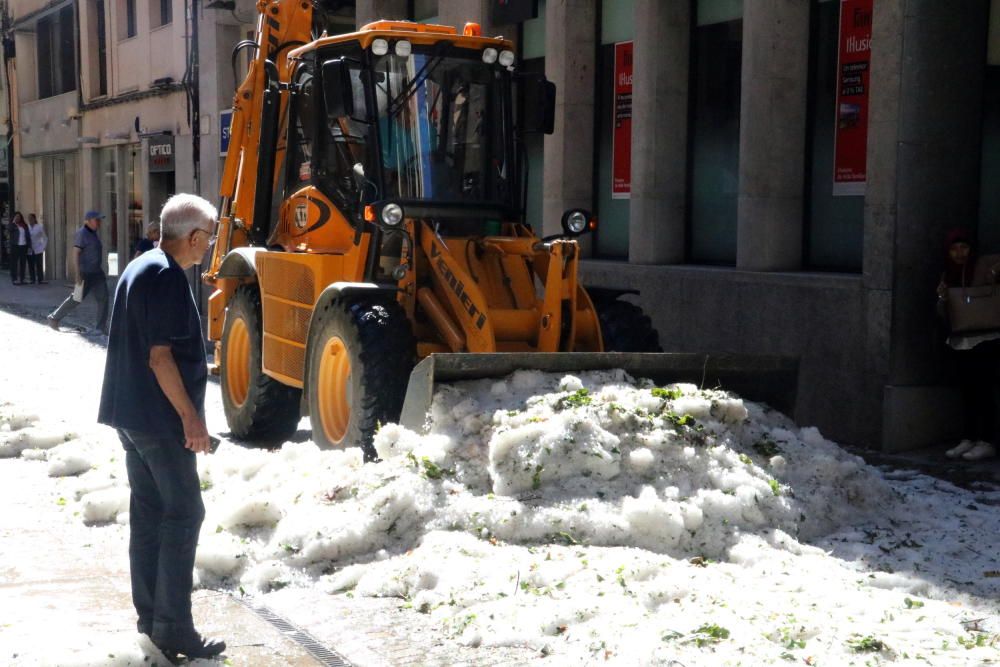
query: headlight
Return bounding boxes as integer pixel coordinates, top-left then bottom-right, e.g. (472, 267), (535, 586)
(498, 50), (515, 67)
(371, 38), (389, 56)
(561, 209), (592, 236)
(381, 203), (404, 226)
(482, 48), (498, 64)
(395, 40), (412, 57)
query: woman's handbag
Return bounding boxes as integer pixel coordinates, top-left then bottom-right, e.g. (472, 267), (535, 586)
(946, 267), (1000, 334)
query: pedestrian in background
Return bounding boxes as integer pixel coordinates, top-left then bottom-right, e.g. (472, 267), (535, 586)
(8, 212), (29, 285)
(937, 228), (999, 461)
(98, 193), (225, 661)
(47, 211), (109, 335)
(132, 221), (160, 259)
(27, 214), (48, 284)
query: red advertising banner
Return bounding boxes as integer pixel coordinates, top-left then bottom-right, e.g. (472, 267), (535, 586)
(612, 41), (633, 199)
(832, 0), (873, 196)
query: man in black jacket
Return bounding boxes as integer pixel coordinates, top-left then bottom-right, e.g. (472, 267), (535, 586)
(98, 193), (225, 661)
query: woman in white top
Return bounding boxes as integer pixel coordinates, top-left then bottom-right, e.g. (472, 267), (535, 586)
(27, 214), (48, 284)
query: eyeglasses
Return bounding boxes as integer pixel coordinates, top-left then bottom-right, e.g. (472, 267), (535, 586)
(191, 227), (218, 244)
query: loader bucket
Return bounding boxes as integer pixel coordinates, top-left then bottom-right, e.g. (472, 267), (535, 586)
(398, 352), (799, 432)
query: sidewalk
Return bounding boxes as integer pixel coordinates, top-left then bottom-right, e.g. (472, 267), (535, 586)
(0, 273), (101, 330)
(0, 269), (213, 351)
(0, 451), (325, 666)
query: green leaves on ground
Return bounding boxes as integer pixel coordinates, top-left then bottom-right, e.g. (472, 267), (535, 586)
(651, 387), (683, 401)
(846, 634), (890, 653)
(406, 452), (453, 479)
(752, 439), (781, 457)
(557, 389), (593, 410)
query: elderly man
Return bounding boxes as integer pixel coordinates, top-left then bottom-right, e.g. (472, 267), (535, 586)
(47, 210), (109, 333)
(98, 193), (225, 661)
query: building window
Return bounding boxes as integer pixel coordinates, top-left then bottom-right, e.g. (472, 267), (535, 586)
(93, 0), (109, 96)
(121, 0), (137, 40)
(150, 0), (172, 28)
(804, 0), (863, 271)
(594, 0), (635, 259)
(36, 6), (77, 99)
(688, 0), (743, 264)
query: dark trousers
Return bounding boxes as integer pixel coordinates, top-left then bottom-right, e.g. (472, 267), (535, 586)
(10, 244), (27, 283)
(950, 340), (1000, 443)
(28, 252), (43, 283)
(49, 271), (109, 331)
(118, 428), (206, 641)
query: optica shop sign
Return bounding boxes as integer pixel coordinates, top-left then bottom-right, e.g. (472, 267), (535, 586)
(832, 0), (873, 196)
(148, 135), (175, 173)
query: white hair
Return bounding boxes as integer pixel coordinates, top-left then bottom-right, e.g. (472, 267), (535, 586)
(159, 194), (218, 241)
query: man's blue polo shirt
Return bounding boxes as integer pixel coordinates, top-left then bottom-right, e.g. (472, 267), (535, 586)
(98, 249), (207, 439)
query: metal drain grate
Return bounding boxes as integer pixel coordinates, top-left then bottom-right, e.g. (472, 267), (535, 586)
(237, 597), (352, 666)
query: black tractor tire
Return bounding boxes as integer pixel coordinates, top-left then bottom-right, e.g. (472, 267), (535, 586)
(596, 298), (662, 352)
(221, 284), (302, 442)
(306, 297), (415, 460)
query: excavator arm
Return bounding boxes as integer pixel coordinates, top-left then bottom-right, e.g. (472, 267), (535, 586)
(206, 0), (314, 280)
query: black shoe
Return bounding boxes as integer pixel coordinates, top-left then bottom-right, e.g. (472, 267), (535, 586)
(153, 632), (226, 660)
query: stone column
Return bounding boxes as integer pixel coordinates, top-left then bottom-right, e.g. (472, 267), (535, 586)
(355, 0), (409, 28)
(628, 0), (689, 264)
(735, 0), (810, 271)
(863, 0), (990, 450)
(542, 0), (596, 238)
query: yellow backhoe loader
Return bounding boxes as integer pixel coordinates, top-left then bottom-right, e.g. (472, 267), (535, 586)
(204, 1), (797, 458)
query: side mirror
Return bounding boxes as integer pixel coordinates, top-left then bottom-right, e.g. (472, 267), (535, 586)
(321, 58), (354, 118)
(519, 73), (556, 135)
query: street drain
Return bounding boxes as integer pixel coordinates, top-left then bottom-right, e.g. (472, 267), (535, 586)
(238, 597), (351, 666)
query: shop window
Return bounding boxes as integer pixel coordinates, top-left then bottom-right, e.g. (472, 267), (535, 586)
(804, 0), (863, 271)
(99, 147), (119, 251)
(127, 146), (143, 258)
(517, 3), (546, 231)
(520, 57), (545, 230)
(687, 0), (742, 264)
(413, 0), (438, 23)
(120, 0), (137, 40)
(36, 6), (77, 99)
(522, 0), (546, 60)
(593, 0), (634, 259)
(980, 9), (1000, 253)
(150, 0), (172, 28)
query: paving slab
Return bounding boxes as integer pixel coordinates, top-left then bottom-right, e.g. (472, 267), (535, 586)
(0, 454), (322, 666)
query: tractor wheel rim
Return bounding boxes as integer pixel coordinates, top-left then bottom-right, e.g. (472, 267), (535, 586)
(318, 336), (351, 444)
(225, 317), (250, 407)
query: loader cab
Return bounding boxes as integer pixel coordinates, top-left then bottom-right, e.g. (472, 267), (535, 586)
(288, 35), (551, 230)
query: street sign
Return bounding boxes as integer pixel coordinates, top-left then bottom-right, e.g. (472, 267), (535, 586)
(220, 109), (233, 156)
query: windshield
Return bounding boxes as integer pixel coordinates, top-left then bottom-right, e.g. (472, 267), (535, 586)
(372, 47), (512, 206)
